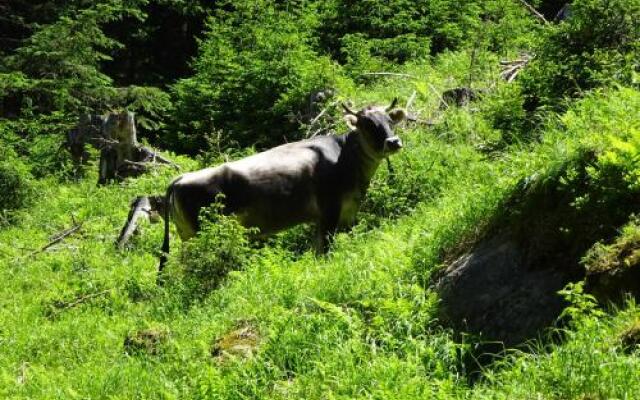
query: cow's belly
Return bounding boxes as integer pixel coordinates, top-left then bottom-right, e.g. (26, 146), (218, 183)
(225, 158), (322, 233)
(235, 192), (320, 235)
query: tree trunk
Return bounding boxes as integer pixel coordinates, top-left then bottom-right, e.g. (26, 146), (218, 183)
(97, 111), (177, 184)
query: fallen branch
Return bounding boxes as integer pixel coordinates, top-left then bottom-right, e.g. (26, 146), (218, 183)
(116, 196), (153, 249)
(426, 83), (449, 110)
(405, 90), (417, 111)
(500, 64), (522, 81)
(51, 289), (111, 313)
(22, 222), (83, 259)
(138, 147), (180, 170)
(361, 72), (415, 79)
(305, 100), (338, 137)
(517, 0), (548, 24)
(500, 59), (530, 65)
(309, 125), (335, 138)
(122, 159), (155, 169)
(506, 68), (523, 83)
(499, 54), (532, 82)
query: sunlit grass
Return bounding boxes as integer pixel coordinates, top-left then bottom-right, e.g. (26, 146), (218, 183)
(1, 78), (640, 399)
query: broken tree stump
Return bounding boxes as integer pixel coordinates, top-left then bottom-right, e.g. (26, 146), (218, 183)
(116, 195), (165, 249)
(66, 114), (106, 177)
(440, 87), (483, 109)
(66, 111), (177, 184)
(97, 111), (177, 185)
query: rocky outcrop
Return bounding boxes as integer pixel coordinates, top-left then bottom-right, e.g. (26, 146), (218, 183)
(436, 155), (640, 350)
(437, 231), (581, 347)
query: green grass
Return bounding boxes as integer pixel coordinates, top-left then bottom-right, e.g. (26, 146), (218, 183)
(2, 70), (640, 399)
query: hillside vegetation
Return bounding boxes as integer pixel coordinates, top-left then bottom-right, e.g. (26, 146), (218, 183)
(1, 0), (640, 398)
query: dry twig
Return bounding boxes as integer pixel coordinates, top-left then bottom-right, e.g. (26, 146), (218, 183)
(405, 90), (417, 111)
(499, 54), (532, 82)
(51, 289), (111, 314)
(361, 72), (415, 79)
(21, 222), (83, 260)
(517, 0), (548, 24)
(305, 100), (338, 137)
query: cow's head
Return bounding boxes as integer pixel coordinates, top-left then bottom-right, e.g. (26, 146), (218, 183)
(343, 99), (406, 158)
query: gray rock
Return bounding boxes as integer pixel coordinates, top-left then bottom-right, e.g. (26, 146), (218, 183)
(437, 231), (580, 347)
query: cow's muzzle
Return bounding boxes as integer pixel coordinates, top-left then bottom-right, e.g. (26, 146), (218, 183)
(384, 137), (403, 153)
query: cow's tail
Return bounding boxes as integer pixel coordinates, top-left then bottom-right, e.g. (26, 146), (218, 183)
(158, 181), (175, 275)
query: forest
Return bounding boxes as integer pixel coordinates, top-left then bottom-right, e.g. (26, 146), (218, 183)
(1, 0), (640, 398)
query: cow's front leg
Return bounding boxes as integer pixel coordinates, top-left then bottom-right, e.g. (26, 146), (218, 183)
(315, 204), (340, 255)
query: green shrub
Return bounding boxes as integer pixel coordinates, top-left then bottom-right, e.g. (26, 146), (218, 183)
(168, 1), (348, 154)
(173, 201), (256, 303)
(479, 83), (529, 146)
(318, 0), (536, 67)
(522, 0), (640, 112)
(360, 134), (485, 224)
(0, 113), (75, 179)
(0, 148), (33, 225)
(1, 2), (143, 117)
(340, 33), (430, 80)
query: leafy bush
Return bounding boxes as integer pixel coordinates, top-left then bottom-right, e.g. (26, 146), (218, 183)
(172, 201), (256, 303)
(360, 134), (486, 224)
(479, 82), (529, 146)
(168, 0), (347, 154)
(340, 33), (430, 79)
(588, 128), (640, 192)
(318, 0), (536, 71)
(0, 113), (75, 179)
(522, 0), (640, 112)
(0, 148), (33, 225)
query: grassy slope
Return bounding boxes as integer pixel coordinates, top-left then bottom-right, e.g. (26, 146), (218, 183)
(2, 58), (640, 399)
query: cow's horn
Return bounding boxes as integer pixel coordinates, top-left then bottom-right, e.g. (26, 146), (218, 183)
(386, 97), (398, 111)
(342, 103), (356, 115)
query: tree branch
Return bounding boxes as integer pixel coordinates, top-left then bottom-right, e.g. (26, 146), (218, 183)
(517, 0), (548, 24)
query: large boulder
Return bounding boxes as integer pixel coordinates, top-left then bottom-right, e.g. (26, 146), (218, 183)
(437, 231), (581, 347)
(436, 154), (640, 350)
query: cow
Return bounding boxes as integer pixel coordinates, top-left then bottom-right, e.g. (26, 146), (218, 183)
(158, 99), (407, 272)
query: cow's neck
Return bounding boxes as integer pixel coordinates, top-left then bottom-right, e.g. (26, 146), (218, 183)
(344, 131), (383, 195)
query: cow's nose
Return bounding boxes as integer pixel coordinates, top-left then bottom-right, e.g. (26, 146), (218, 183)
(385, 137), (403, 151)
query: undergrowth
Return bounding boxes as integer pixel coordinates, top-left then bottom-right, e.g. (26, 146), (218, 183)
(1, 65), (640, 399)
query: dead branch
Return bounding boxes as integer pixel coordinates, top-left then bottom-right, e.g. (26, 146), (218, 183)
(517, 0), (548, 24)
(506, 69), (523, 83)
(405, 90), (417, 111)
(24, 222), (83, 259)
(117, 196), (153, 249)
(310, 125), (336, 138)
(305, 100), (338, 138)
(500, 59), (529, 65)
(499, 54), (532, 82)
(122, 160), (156, 169)
(51, 289), (111, 313)
(361, 72), (416, 79)
(137, 146), (180, 170)
(500, 64), (522, 79)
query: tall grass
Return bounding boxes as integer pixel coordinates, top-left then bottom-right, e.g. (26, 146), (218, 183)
(1, 60), (640, 399)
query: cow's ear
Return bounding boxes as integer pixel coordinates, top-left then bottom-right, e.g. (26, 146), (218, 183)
(389, 108), (407, 124)
(344, 114), (358, 130)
